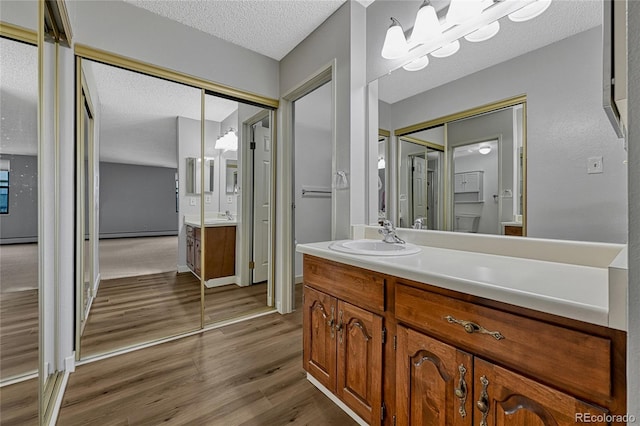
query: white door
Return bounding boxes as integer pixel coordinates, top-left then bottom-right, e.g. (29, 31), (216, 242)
(252, 124), (270, 284)
(411, 156), (428, 224)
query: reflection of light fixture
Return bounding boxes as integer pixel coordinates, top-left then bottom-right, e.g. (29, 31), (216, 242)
(464, 21), (500, 43)
(215, 129), (237, 151)
(403, 55), (429, 71)
(509, 0), (552, 22)
(378, 157), (386, 169)
(431, 40), (460, 58)
(380, 0), (552, 71)
(479, 145), (492, 155)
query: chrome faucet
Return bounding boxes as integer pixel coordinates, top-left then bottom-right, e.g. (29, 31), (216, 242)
(379, 220), (405, 244)
(224, 210), (233, 220)
(413, 218), (426, 230)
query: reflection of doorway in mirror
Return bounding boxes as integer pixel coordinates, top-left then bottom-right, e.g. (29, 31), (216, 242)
(378, 136), (387, 219)
(452, 140), (499, 234)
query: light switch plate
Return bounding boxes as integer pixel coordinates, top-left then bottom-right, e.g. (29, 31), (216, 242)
(227, 196), (232, 203)
(205, 195), (211, 203)
(190, 197), (196, 206)
(587, 156), (603, 174)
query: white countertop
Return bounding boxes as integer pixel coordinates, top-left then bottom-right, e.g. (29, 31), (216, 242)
(297, 238), (625, 330)
(184, 218), (237, 228)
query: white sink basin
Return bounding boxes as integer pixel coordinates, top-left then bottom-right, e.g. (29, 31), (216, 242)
(329, 239), (421, 256)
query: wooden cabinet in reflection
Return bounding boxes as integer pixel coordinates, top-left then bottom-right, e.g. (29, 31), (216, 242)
(186, 225), (235, 280)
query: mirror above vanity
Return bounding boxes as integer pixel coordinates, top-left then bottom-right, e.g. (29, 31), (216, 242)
(369, 0), (627, 243)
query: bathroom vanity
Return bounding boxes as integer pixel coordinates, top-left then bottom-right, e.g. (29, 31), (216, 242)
(185, 219), (236, 282)
(297, 226), (627, 426)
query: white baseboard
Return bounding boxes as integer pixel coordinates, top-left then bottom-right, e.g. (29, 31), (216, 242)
(65, 353), (75, 373)
(92, 273), (101, 295)
(177, 264), (191, 273)
(204, 276), (237, 288)
(306, 374), (367, 426)
(295, 274), (304, 284)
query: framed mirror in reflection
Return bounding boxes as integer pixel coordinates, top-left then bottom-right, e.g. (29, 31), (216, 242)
(394, 100), (525, 236)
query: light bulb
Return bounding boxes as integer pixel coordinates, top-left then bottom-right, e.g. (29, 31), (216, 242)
(478, 146), (491, 155)
(446, 0), (484, 25)
(464, 20), (500, 42)
(509, 0), (552, 22)
(410, 0), (441, 44)
(403, 55), (429, 72)
(381, 18), (408, 59)
(431, 40), (460, 58)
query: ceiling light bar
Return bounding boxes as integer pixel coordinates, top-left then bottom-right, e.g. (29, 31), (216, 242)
(381, 0), (550, 72)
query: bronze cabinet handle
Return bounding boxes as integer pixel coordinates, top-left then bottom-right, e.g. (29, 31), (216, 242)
(336, 310), (344, 343)
(455, 364), (468, 418)
(445, 315), (505, 340)
(476, 376), (490, 426)
(328, 306), (335, 339)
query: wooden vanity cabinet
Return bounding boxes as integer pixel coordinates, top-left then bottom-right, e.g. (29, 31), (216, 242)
(302, 256), (626, 426)
(186, 225), (236, 280)
(303, 256), (385, 425)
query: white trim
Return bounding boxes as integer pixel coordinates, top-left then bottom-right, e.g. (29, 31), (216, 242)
(92, 272), (100, 296)
(65, 353), (75, 373)
(295, 274), (304, 284)
(46, 369), (71, 426)
(306, 374), (367, 426)
(177, 264), (191, 273)
(278, 60), (335, 315)
(204, 276), (236, 288)
(76, 309), (277, 366)
(0, 372), (38, 388)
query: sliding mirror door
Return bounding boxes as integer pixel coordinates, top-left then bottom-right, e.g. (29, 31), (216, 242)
(0, 31), (39, 394)
(202, 93), (274, 326)
(77, 58), (202, 358)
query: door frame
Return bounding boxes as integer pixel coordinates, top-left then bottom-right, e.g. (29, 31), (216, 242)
(277, 60), (335, 314)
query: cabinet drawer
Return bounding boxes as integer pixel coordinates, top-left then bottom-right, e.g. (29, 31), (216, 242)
(395, 283), (612, 402)
(303, 255), (385, 313)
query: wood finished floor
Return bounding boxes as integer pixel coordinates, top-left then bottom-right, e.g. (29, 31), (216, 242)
(0, 378), (38, 426)
(0, 290), (38, 380)
(58, 294), (356, 426)
(81, 272), (269, 358)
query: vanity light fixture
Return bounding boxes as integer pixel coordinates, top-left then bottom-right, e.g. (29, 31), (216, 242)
(215, 128), (238, 151)
(378, 156), (386, 169)
(381, 0), (552, 71)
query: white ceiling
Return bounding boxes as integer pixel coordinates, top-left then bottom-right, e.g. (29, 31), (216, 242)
(375, 0), (603, 104)
(123, 0), (347, 61)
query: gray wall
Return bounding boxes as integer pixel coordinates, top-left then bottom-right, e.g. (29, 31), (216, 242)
(99, 162), (178, 238)
(294, 83), (333, 277)
(0, 155), (37, 243)
(627, 0), (640, 415)
(70, 1), (279, 100)
(382, 27), (628, 243)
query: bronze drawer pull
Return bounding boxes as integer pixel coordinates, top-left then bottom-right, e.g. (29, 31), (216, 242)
(455, 364), (468, 418)
(445, 315), (505, 340)
(477, 375), (490, 426)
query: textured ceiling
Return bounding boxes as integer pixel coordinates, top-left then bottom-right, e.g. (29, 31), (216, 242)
(0, 37), (38, 156)
(123, 0), (347, 60)
(376, 0), (603, 104)
(88, 60), (239, 168)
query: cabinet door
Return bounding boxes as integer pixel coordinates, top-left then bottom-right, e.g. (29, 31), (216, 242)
(454, 173), (465, 193)
(186, 236), (193, 270)
(464, 172), (480, 192)
(336, 300), (383, 425)
(194, 238), (201, 277)
(473, 358), (609, 426)
(396, 326), (473, 426)
(303, 286), (337, 392)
